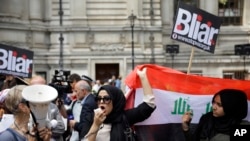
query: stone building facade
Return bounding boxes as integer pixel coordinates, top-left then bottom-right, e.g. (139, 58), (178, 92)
(0, 0), (250, 84)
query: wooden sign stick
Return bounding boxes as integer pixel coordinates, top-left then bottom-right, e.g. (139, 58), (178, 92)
(187, 47), (194, 74)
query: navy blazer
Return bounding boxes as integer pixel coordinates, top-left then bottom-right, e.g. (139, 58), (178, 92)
(74, 93), (97, 138)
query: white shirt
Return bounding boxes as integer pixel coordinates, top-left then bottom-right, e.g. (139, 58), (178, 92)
(81, 124), (111, 141)
(70, 100), (82, 141)
(0, 114), (14, 133)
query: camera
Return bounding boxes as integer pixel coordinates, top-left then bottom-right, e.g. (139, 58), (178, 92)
(49, 70), (72, 100)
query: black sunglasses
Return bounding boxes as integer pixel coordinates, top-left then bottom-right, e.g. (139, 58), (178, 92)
(96, 96), (111, 104)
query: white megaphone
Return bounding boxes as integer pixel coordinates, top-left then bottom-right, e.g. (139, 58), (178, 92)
(22, 84), (58, 128)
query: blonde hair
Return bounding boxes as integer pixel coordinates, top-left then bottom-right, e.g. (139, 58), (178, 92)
(4, 85), (27, 114)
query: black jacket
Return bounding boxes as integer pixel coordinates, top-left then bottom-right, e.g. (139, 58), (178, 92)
(74, 94), (97, 139)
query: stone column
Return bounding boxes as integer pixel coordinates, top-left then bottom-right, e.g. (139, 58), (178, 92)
(71, 0), (87, 18)
(201, 0), (218, 15)
(44, 0), (51, 22)
(0, 0), (23, 18)
(29, 0), (43, 21)
(244, 0), (250, 26)
(128, 0), (138, 16)
(161, 0), (173, 26)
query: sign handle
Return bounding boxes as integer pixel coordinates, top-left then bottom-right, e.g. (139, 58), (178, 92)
(187, 47), (194, 74)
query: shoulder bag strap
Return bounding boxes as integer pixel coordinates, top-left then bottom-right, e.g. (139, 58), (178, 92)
(6, 128), (18, 141)
(122, 114), (137, 141)
(122, 114), (130, 128)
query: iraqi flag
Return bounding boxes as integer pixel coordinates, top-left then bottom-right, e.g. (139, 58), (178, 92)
(125, 64), (250, 141)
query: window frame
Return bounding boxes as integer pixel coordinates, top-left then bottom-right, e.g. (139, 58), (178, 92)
(223, 70), (246, 80)
(174, 0), (199, 15)
(218, 0), (244, 26)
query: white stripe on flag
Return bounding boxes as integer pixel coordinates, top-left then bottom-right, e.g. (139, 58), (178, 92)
(134, 88), (250, 125)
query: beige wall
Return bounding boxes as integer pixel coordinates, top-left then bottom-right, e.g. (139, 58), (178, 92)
(0, 0), (249, 81)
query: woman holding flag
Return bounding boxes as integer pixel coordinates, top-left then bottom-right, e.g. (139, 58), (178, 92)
(82, 67), (156, 141)
(182, 89), (249, 141)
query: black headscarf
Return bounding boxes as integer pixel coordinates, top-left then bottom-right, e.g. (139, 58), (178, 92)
(196, 89), (248, 140)
(97, 85), (126, 141)
(217, 89), (248, 120)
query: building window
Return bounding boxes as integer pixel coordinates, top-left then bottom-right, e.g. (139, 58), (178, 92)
(218, 0), (243, 25)
(181, 70), (203, 76)
(176, 0), (199, 7)
(223, 70), (245, 80)
(174, 0), (199, 13)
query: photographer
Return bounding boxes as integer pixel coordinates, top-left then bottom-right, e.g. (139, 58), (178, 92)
(64, 73), (81, 141)
(49, 72), (71, 104)
(67, 73), (81, 104)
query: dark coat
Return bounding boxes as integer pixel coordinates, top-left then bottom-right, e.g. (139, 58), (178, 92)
(184, 89), (248, 141)
(95, 85), (156, 141)
(74, 93), (97, 139)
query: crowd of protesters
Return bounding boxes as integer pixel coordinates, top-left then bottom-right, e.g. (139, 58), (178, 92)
(0, 73), (128, 141)
(1, 70), (250, 141)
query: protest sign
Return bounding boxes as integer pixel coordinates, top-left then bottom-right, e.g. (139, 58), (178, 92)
(0, 43), (33, 78)
(171, 2), (222, 54)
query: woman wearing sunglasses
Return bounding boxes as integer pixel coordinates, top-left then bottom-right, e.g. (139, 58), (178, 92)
(83, 67), (156, 141)
(0, 85), (51, 141)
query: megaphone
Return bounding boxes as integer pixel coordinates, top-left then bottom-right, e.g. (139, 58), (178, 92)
(22, 84), (58, 128)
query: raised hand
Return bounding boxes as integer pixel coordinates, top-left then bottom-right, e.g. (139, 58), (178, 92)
(182, 110), (193, 131)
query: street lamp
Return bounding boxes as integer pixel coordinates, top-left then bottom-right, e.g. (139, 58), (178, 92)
(166, 44), (179, 68)
(128, 12), (136, 70)
(58, 0), (64, 70)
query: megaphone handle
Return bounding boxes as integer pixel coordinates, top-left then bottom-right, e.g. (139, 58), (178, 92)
(30, 110), (43, 141)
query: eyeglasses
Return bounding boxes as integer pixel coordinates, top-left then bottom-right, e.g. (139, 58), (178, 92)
(96, 96), (111, 104)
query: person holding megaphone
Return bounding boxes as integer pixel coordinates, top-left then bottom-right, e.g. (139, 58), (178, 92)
(29, 75), (65, 141)
(0, 85), (51, 141)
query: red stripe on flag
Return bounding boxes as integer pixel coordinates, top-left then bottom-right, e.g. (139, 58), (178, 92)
(125, 89), (135, 110)
(125, 64), (250, 110)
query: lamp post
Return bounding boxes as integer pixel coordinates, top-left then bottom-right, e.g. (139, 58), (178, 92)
(129, 12), (136, 70)
(166, 45), (179, 68)
(58, 0), (64, 70)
